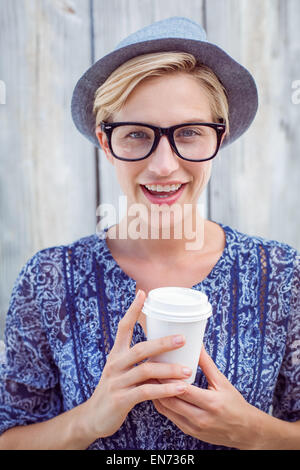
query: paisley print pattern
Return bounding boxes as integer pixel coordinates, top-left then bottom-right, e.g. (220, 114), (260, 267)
(0, 222), (299, 450)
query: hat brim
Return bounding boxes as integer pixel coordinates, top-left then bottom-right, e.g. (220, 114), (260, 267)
(71, 37), (258, 149)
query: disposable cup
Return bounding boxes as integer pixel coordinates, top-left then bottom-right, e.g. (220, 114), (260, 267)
(142, 287), (212, 384)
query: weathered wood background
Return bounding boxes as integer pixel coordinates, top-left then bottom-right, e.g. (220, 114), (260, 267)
(0, 0), (299, 338)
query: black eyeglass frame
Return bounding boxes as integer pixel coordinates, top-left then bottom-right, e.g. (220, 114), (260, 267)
(100, 121), (226, 162)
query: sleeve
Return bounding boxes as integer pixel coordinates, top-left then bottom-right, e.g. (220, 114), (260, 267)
(0, 250), (63, 436)
(272, 252), (300, 422)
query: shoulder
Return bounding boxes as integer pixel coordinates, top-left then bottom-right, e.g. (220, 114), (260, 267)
(219, 222), (299, 295)
(219, 223), (300, 318)
(220, 222), (298, 265)
(11, 233), (108, 300)
(22, 232), (105, 270)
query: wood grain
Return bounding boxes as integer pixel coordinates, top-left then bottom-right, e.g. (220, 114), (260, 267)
(0, 0), (299, 338)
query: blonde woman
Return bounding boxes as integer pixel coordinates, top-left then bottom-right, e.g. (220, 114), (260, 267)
(0, 17), (299, 450)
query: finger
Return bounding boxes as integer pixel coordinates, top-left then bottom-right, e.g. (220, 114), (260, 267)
(129, 380), (188, 407)
(153, 399), (194, 434)
(114, 289), (146, 350)
(156, 395), (201, 417)
(163, 382), (213, 409)
(122, 361), (193, 387)
(154, 396), (206, 427)
(117, 333), (186, 370)
(198, 346), (228, 389)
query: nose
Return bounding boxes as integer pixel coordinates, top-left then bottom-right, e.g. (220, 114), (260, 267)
(147, 135), (180, 176)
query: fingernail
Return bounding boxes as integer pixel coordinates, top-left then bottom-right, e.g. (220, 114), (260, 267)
(135, 289), (142, 299)
(182, 367), (192, 376)
(173, 335), (184, 345)
(176, 383), (187, 392)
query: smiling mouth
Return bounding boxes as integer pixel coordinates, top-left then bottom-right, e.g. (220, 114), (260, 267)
(143, 183), (183, 197)
(140, 182), (188, 204)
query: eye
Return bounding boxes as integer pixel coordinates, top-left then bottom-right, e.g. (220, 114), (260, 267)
(176, 127), (204, 139)
(175, 125), (213, 141)
(179, 129), (198, 137)
(127, 131), (149, 139)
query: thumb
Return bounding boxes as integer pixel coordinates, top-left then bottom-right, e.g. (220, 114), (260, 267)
(114, 289), (146, 350)
(198, 346), (228, 389)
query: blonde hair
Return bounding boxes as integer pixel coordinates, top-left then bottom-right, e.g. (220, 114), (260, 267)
(93, 52), (229, 135)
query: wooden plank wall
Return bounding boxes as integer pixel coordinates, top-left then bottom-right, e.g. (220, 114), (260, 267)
(0, 0), (97, 338)
(0, 0), (299, 338)
(207, 0), (300, 245)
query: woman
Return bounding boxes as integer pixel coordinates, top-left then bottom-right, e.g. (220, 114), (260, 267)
(0, 17), (299, 450)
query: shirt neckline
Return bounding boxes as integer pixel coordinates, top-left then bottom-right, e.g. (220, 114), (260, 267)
(97, 221), (233, 290)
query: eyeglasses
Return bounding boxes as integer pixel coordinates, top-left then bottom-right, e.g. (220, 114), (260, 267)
(100, 121), (226, 162)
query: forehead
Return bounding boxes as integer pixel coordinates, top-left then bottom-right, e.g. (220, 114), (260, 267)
(113, 73), (213, 125)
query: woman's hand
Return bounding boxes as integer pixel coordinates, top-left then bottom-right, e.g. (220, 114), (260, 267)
(153, 346), (264, 450)
(81, 290), (192, 441)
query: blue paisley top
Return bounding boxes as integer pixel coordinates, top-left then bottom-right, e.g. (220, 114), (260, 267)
(0, 222), (299, 450)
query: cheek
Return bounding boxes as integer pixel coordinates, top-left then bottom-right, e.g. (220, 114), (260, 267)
(191, 162), (212, 188)
(202, 163), (212, 185)
(114, 165), (138, 193)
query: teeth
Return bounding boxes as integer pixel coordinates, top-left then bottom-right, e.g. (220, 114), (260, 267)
(144, 183), (182, 192)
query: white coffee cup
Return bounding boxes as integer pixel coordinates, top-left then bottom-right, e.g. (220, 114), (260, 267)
(142, 287), (212, 384)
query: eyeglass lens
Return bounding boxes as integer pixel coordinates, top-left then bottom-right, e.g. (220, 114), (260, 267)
(111, 124), (218, 160)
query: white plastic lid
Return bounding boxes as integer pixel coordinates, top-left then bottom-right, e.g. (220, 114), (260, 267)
(142, 287), (212, 322)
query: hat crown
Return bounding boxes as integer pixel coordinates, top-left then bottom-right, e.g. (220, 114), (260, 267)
(115, 16), (207, 51)
(71, 16), (258, 149)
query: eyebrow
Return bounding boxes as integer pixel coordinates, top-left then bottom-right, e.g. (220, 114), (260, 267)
(159, 118), (215, 125)
(110, 118), (214, 126)
(181, 118), (214, 123)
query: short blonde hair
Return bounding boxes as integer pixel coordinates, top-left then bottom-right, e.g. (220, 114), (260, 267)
(93, 52), (229, 135)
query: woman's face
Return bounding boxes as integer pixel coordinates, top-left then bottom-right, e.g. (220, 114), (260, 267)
(96, 72), (218, 224)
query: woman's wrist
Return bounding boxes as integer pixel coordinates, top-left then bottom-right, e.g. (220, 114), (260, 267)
(247, 405), (300, 450)
(69, 399), (101, 449)
(0, 400), (100, 450)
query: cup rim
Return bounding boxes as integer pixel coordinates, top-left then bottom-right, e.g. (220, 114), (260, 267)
(142, 287), (212, 322)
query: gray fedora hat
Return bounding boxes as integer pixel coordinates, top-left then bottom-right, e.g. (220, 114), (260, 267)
(71, 16), (258, 149)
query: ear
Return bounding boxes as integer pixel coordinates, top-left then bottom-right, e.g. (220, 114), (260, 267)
(220, 129), (227, 147)
(95, 125), (115, 165)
